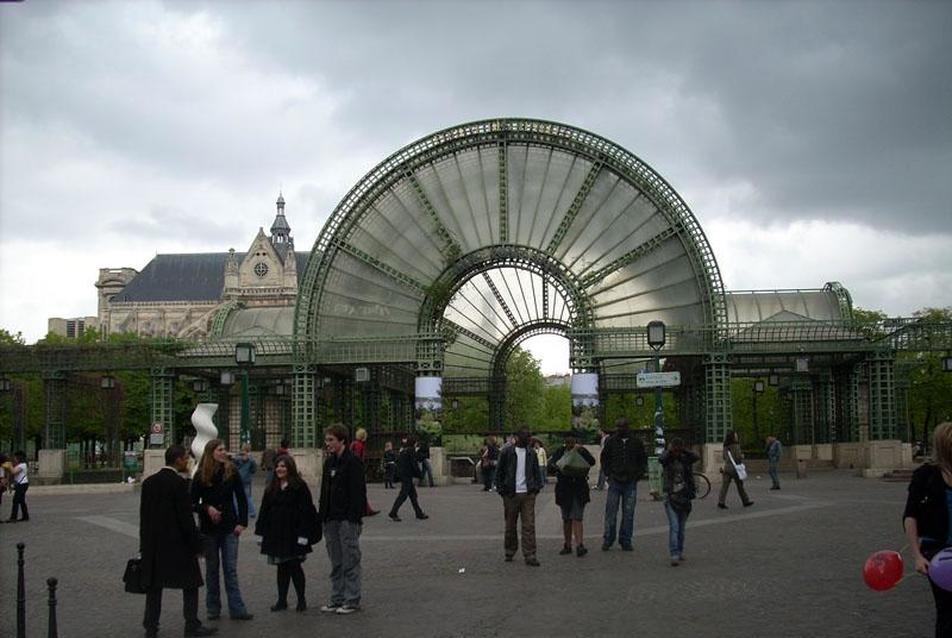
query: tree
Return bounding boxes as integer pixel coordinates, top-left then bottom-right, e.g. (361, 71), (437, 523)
(503, 348), (546, 429)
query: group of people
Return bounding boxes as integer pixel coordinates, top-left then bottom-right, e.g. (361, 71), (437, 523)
(0, 450), (29, 522)
(138, 424), (368, 637)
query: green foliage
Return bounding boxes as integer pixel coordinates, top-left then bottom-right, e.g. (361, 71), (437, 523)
(0, 328), (26, 345)
(503, 348), (545, 429)
(539, 383), (571, 429)
(901, 307), (952, 445)
(730, 378), (783, 452)
(415, 410), (442, 444)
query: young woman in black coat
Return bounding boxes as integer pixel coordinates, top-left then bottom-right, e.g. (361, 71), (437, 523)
(254, 454), (316, 612)
(904, 422), (952, 637)
(548, 433), (596, 557)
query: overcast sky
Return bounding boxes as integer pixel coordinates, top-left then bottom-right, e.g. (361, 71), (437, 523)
(1, 0), (950, 374)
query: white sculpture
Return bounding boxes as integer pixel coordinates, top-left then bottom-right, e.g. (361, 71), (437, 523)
(190, 403), (219, 477)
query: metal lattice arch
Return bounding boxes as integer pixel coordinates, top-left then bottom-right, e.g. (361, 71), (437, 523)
(295, 119), (727, 387)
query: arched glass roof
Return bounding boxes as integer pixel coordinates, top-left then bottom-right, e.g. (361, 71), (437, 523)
(297, 119), (726, 376)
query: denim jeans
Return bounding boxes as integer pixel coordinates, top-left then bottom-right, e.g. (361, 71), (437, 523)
(204, 532), (248, 617)
(603, 479), (637, 548)
(768, 461), (780, 488)
(242, 480), (256, 517)
(419, 460), (434, 487)
(324, 520), (362, 607)
(664, 501), (689, 558)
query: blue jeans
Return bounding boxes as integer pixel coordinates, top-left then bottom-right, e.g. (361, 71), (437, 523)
(243, 480), (256, 517)
(419, 460), (434, 487)
(204, 533), (248, 617)
(603, 479), (637, 548)
(768, 461), (780, 488)
(664, 501), (689, 558)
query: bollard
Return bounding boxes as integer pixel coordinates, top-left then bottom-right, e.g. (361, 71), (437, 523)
(47, 578), (59, 638)
(17, 542), (26, 638)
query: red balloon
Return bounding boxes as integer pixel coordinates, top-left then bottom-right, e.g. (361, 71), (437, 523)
(863, 550), (904, 591)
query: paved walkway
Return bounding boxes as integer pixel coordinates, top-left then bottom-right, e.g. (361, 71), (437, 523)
(0, 471), (933, 637)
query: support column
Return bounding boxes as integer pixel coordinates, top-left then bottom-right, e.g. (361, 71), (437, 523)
(790, 378), (814, 446)
(703, 354), (732, 444)
(291, 365), (317, 448)
(895, 378), (911, 442)
(150, 368), (175, 446)
(868, 352), (897, 440)
(42, 371), (67, 450)
(833, 365), (860, 443)
(814, 372), (835, 444)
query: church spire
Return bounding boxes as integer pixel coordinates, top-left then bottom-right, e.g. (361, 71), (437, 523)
(270, 191), (293, 250)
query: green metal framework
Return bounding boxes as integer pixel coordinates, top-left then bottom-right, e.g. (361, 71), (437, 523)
(150, 368), (175, 446)
(43, 371), (67, 449)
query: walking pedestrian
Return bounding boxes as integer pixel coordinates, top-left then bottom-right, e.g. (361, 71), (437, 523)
(595, 428), (609, 490)
(417, 438), (435, 487)
(6, 450), (29, 522)
(191, 439), (253, 621)
(349, 428), (379, 516)
(660, 438), (699, 566)
(533, 438), (548, 488)
(382, 441), (397, 489)
(254, 454), (316, 613)
(319, 424), (367, 615)
(600, 419), (647, 551)
(496, 429), (543, 566)
(548, 432), (595, 557)
(233, 443), (258, 518)
(717, 431), (753, 509)
(765, 435), (783, 490)
(479, 436), (499, 491)
(140, 445), (217, 637)
(903, 421), (952, 637)
(388, 435), (429, 521)
(261, 446), (276, 488)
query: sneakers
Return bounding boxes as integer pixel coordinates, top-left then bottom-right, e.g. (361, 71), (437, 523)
(319, 603), (341, 613)
(336, 605), (360, 615)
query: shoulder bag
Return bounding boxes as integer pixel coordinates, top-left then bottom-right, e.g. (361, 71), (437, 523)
(726, 450), (748, 481)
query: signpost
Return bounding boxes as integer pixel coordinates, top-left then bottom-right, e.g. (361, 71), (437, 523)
(149, 422), (164, 447)
(636, 371), (681, 388)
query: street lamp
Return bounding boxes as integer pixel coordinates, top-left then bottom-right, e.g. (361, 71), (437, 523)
(235, 343), (256, 446)
(192, 378), (209, 393)
(768, 374), (780, 387)
(646, 321), (666, 452)
(220, 371), (236, 385)
(0, 378), (11, 392)
(100, 375), (116, 390)
(451, 398), (460, 410)
(753, 380), (765, 443)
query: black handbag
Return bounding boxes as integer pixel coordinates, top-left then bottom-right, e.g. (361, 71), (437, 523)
(123, 557), (147, 594)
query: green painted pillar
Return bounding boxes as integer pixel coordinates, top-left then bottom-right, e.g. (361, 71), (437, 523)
(291, 364), (317, 447)
(150, 368), (175, 446)
(43, 371), (67, 449)
(703, 354), (732, 443)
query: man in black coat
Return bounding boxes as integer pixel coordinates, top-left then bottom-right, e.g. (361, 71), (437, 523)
(495, 429), (543, 566)
(388, 435), (428, 522)
(140, 445), (216, 637)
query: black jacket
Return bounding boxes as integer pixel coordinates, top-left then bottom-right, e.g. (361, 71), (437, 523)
(254, 480), (316, 559)
(903, 463), (951, 554)
(396, 447), (421, 482)
(660, 449), (699, 497)
(549, 445), (596, 508)
(319, 448), (367, 524)
(190, 463), (248, 535)
(600, 431), (647, 483)
(139, 468), (203, 590)
(496, 445), (543, 497)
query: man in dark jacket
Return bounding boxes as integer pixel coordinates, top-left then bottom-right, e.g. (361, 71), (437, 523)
(495, 430), (543, 566)
(140, 445), (216, 637)
(600, 418), (647, 552)
(388, 435), (429, 521)
(318, 424), (367, 615)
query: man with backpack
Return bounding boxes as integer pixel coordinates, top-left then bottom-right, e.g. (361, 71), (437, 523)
(600, 418), (647, 552)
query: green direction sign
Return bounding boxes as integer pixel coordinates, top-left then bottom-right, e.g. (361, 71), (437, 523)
(636, 371), (681, 388)
(123, 451), (140, 471)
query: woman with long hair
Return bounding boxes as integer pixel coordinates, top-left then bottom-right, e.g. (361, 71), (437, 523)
(254, 455), (316, 612)
(548, 432), (596, 556)
(660, 437), (700, 565)
(717, 431), (753, 509)
(190, 439), (253, 621)
(904, 422), (952, 637)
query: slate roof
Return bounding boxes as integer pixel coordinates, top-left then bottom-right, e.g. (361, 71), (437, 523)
(111, 251), (311, 302)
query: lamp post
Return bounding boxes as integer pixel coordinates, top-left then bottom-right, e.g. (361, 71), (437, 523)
(752, 380), (765, 444)
(235, 343), (256, 447)
(646, 320), (666, 454)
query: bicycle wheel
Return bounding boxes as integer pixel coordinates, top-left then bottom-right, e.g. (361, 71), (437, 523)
(694, 472), (712, 499)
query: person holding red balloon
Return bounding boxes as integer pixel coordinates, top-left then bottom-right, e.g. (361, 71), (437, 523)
(903, 421), (952, 637)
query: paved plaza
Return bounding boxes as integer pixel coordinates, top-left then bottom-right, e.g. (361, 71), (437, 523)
(0, 471), (934, 637)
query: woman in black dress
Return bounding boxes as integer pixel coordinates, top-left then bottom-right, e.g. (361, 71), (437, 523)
(548, 432), (596, 557)
(254, 454), (317, 612)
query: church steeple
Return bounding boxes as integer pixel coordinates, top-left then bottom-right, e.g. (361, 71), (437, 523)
(270, 191), (293, 250)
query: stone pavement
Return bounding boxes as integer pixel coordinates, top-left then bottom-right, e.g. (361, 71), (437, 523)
(0, 471), (934, 638)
